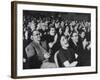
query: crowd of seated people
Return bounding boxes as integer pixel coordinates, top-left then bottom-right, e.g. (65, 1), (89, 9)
(23, 14), (91, 69)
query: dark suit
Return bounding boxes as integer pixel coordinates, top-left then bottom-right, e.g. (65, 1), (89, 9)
(69, 39), (81, 66)
(69, 38), (91, 66)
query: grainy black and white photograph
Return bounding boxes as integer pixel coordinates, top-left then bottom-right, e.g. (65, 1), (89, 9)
(23, 10), (91, 69)
(11, 2), (97, 78)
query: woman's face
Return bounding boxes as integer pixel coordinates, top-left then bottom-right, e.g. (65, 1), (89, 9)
(50, 28), (55, 36)
(64, 26), (69, 36)
(80, 32), (85, 38)
(60, 36), (69, 49)
(71, 32), (79, 43)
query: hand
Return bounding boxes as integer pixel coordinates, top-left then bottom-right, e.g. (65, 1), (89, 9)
(87, 44), (91, 50)
(44, 53), (50, 59)
(23, 58), (26, 63)
(73, 61), (78, 65)
(54, 34), (58, 43)
(70, 61), (78, 67)
(49, 42), (53, 48)
(83, 39), (88, 49)
(75, 53), (78, 59)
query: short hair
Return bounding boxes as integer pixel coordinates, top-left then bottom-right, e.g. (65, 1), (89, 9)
(60, 35), (70, 41)
(32, 30), (40, 36)
(79, 29), (85, 34)
(70, 30), (78, 37)
(48, 25), (55, 31)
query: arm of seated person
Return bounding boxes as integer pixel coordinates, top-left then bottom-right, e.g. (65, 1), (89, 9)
(25, 44), (35, 58)
(23, 58), (27, 63)
(48, 34), (58, 48)
(44, 53), (50, 59)
(63, 60), (78, 67)
(75, 53), (78, 59)
(48, 42), (55, 48)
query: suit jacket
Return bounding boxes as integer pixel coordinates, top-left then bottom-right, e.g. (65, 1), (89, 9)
(69, 39), (80, 54)
(25, 40), (48, 68)
(25, 40), (47, 60)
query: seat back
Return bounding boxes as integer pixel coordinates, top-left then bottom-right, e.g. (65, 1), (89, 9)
(54, 51), (59, 68)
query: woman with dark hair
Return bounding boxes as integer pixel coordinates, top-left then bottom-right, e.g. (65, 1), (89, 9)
(43, 26), (61, 62)
(57, 35), (78, 67)
(63, 25), (71, 37)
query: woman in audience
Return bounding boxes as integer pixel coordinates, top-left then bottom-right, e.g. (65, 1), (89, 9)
(57, 35), (78, 67)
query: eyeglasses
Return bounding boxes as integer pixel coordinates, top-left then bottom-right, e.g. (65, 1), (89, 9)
(73, 35), (78, 37)
(34, 33), (40, 36)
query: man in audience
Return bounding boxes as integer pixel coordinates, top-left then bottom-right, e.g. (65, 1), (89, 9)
(25, 30), (50, 69)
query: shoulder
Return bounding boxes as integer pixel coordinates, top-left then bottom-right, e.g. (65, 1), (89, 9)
(57, 48), (65, 56)
(68, 48), (74, 51)
(69, 39), (73, 45)
(68, 48), (75, 54)
(26, 42), (34, 49)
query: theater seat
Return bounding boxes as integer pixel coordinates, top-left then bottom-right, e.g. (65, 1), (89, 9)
(54, 51), (59, 68)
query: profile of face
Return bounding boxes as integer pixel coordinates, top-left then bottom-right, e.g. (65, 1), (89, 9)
(71, 32), (78, 43)
(59, 28), (62, 35)
(64, 26), (69, 36)
(32, 30), (41, 42)
(41, 23), (46, 31)
(24, 30), (28, 40)
(60, 36), (69, 49)
(80, 31), (85, 39)
(28, 20), (36, 31)
(49, 28), (55, 36)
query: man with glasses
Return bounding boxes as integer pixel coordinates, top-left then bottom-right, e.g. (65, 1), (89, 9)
(69, 31), (80, 66)
(69, 30), (90, 66)
(25, 30), (50, 69)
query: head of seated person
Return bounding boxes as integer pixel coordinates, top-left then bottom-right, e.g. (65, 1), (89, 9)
(49, 26), (56, 36)
(31, 30), (41, 43)
(70, 31), (79, 44)
(79, 29), (85, 39)
(60, 35), (70, 50)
